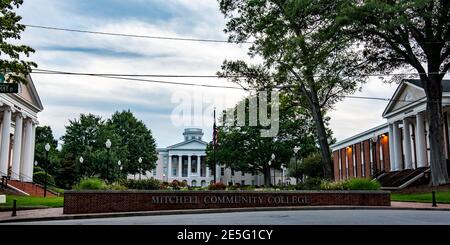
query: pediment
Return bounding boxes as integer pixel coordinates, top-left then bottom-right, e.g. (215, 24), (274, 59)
(167, 139), (208, 150)
(382, 81), (425, 117)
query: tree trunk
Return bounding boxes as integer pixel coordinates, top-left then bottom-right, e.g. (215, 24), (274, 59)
(425, 76), (450, 186)
(309, 95), (333, 179)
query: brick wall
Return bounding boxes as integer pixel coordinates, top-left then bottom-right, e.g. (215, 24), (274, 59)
(63, 190), (391, 214)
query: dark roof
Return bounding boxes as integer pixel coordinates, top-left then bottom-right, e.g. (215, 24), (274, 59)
(406, 79), (450, 92)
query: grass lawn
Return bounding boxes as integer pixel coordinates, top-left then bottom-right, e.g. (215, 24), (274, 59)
(0, 195), (64, 210)
(391, 191), (450, 204)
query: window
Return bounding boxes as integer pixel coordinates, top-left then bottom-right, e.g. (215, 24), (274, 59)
(251, 180), (255, 186)
(172, 168), (177, 176)
(201, 180), (206, 187)
(191, 180), (197, 187)
(231, 169), (235, 176)
(221, 168), (225, 176)
(241, 171), (245, 176)
(241, 180), (245, 186)
(153, 169), (157, 176)
(163, 167), (168, 174)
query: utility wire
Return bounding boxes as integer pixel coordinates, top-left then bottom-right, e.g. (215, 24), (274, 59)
(23, 24), (252, 44)
(23, 24), (450, 45)
(32, 68), (449, 78)
(31, 69), (436, 103)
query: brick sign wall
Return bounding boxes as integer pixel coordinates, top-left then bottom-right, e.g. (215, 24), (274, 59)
(63, 190), (391, 214)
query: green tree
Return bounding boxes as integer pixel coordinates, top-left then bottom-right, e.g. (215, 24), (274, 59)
(339, 0), (450, 185)
(59, 114), (121, 184)
(34, 126), (60, 177)
(206, 93), (326, 185)
(0, 0), (36, 84)
(218, 0), (365, 179)
(106, 110), (158, 178)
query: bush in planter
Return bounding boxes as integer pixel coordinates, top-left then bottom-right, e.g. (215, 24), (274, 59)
(169, 180), (187, 190)
(123, 178), (162, 190)
(319, 178), (381, 190)
(320, 180), (345, 190)
(208, 182), (227, 190)
(74, 177), (107, 190)
(108, 183), (127, 190)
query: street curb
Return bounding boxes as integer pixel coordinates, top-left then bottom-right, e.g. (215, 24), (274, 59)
(1, 205), (450, 223)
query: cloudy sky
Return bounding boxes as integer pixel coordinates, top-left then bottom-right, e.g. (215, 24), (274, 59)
(15, 0), (398, 148)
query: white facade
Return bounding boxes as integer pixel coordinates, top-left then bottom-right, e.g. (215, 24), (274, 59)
(140, 128), (293, 187)
(0, 75), (43, 182)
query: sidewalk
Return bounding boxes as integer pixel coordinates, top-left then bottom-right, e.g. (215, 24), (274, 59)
(1, 202), (449, 223)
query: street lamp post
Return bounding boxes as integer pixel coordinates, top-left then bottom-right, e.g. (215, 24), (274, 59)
(105, 139), (111, 182)
(44, 143), (50, 197)
(138, 157), (143, 180)
(293, 146), (300, 183)
(271, 153), (275, 186)
(79, 156), (84, 179)
(118, 160), (121, 180)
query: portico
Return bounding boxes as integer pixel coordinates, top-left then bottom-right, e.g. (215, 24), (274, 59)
(0, 75), (43, 182)
(331, 79), (450, 183)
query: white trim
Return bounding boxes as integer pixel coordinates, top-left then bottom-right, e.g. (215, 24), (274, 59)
(331, 123), (388, 151)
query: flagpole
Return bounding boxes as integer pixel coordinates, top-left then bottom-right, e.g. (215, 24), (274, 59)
(213, 107), (217, 183)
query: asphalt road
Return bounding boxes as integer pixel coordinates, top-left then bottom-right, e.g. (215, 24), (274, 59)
(4, 209), (450, 225)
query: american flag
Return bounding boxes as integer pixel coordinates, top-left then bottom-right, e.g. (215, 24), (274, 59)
(213, 108), (217, 148)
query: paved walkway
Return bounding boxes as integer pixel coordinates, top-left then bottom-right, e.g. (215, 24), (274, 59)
(0, 202), (449, 223)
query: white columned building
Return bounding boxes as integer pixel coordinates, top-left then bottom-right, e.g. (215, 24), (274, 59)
(139, 128), (289, 187)
(331, 79), (450, 184)
(0, 75), (43, 182)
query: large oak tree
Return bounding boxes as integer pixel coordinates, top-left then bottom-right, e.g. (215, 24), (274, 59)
(340, 0), (450, 185)
(218, 0), (366, 179)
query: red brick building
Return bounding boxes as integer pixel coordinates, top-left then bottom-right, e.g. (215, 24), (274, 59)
(331, 79), (450, 188)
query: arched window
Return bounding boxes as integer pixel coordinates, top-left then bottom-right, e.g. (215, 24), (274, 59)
(192, 180), (197, 187)
(201, 180), (206, 187)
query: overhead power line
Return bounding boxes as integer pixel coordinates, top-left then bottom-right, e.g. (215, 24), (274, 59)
(23, 24), (252, 44)
(31, 68), (430, 103)
(23, 24), (450, 45)
(32, 68), (448, 78)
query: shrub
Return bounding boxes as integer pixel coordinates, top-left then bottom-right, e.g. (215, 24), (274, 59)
(303, 177), (323, 190)
(108, 183), (127, 190)
(169, 180), (187, 190)
(33, 171), (55, 186)
(342, 178), (381, 190)
(240, 185), (256, 190)
(122, 178), (162, 190)
(74, 177), (107, 190)
(319, 178), (381, 191)
(208, 182), (227, 190)
(320, 180), (344, 190)
(299, 152), (324, 178)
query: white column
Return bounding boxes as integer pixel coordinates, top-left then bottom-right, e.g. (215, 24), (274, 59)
(206, 166), (210, 178)
(29, 122), (36, 180)
(393, 121), (403, 171)
(11, 113), (23, 180)
(187, 155), (192, 178)
(388, 124), (395, 171)
(197, 155), (201, 177)
(402, 119), (413, 169)
(168, 155), (172, 178)
(21, 119), (33, 182)
(415, 113), (428, 168)
(0, 107), (12, 176)
(178, 155), (182, 177)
